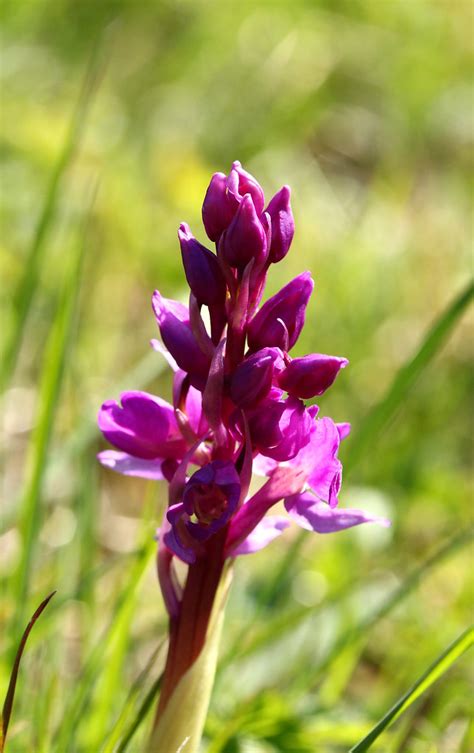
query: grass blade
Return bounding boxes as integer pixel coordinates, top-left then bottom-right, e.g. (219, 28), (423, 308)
(54, 536), (156, 751)
(309, 526), (473, 684)
(1, 39), (104, 390)
(101, 642), (164, 753)
(1, 591), (55, 752)
(115, 673), (162, 753)
(349, 626), (474, 752)
(10, 187), (96, 647)
(345, 280), (474, 473)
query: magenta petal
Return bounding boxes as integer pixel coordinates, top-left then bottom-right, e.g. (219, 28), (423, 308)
(225, 465), (306, 555)
(98, 391), (174, 459)
(336, 422), (351, 441)
(231, 516), (290, 556)
(97, 450), (165, 480)
(285, 492), (390, 533)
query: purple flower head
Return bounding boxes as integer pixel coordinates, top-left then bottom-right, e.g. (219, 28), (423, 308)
(97, 160), (388, 618)
(265, 185), (295, 263)
(178, 223), (226, 307)
(164, 460), (241, 563)
(247, 272), (314, 352)
(278, 354), (349, 399)
(219, 194), (268, 269)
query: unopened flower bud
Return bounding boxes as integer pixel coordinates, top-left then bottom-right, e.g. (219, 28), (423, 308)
(230, 347), (284, 408)
(202, 172), (238, 242)
(265, 185), (294, 263)
(152, 291), (211, 389)
(219, 194), (268, 269)
(247, 272), (314, 352)
(178, 223), (226, 307)
(227, 161), (265, 215)
(278, 354), (348, 399)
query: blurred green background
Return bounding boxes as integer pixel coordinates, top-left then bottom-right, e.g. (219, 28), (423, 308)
(1, 1), (472, 751)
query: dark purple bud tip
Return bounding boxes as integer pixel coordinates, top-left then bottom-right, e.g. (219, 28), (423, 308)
(247, 271), (314, 352)
(202, 172), (238, 242)
(278, 354), (348, 399)
(227, 161), (265, 215)
(219, 193), (268, 269)
(230, 347), (284, 409)
(265, 185), (295, 263)
(178, 222), (226, 306)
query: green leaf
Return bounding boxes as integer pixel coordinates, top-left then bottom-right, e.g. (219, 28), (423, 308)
(349, 626), (474, 752)
(345, 280), (474, 473)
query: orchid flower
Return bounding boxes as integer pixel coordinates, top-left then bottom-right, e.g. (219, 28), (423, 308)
(97, 162), (389, 752)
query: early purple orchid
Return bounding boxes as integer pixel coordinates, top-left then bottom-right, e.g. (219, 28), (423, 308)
(97, 161), (389, 748)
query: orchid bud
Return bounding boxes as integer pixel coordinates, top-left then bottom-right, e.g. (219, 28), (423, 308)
(152, 291), (211, 389)
(265, 185), (294, 263)
(247, 271), (314, 352)
(178, 223), (226, 307)
(219, 194), (268, 269)
(278, 354), (348, 399)
(202, 172), (238, 242)
(227, 160), (265, 215)
(230, 347), (284, 409)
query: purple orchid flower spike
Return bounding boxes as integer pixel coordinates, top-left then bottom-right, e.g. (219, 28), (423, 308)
(97, 161), (389, 750)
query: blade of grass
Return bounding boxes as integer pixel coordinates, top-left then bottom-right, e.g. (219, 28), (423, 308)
(54, 536), (156, 751)
(349, 626), (474, 752)
(83, 488), (158, 749)
(310, 526), (473, 684)
(218, 527), (472, 679)
(1, 38), (104, 390)
(115, 673), (163, 753)
(345, 280), (474, 473)
(101, 642), (164, 753)
(1, 591), (55, 752)
(10, 185), (96, 649)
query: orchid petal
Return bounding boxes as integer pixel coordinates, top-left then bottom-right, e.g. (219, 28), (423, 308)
(231, 516), (290, 556)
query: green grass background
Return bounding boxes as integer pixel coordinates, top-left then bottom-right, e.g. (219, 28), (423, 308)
(1, 1), (472, 751)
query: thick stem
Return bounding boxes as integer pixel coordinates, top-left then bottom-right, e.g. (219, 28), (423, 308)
(150, 530), (229, 752)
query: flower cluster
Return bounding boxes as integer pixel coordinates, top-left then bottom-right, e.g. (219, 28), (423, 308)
(98, 161), (388, 609)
